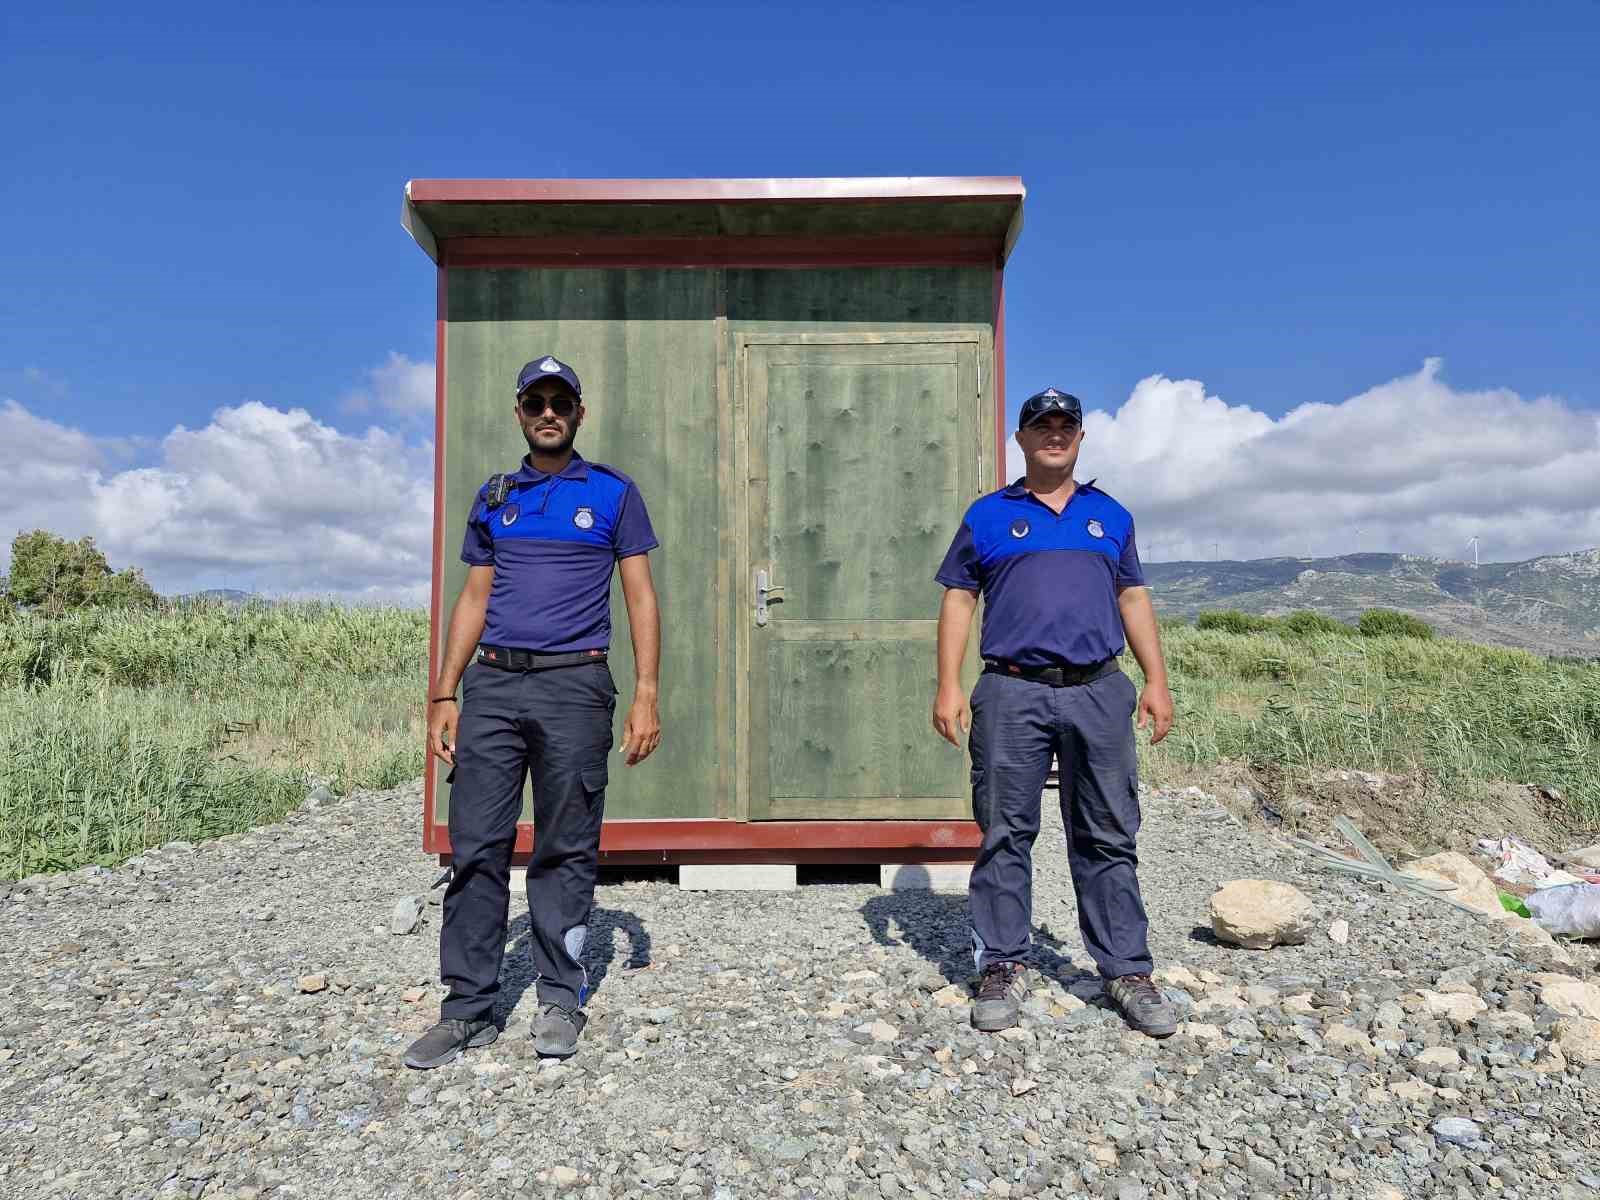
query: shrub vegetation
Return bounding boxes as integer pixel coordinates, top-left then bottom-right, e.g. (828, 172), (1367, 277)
(3, 586), (1595, 878)
(0, 602), (425, 878)
(1140, 622), (1599, 825)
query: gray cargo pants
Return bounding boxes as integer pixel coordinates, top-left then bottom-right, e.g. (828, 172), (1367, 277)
(440, 658), (615, 1020)
(967, 665), (1153, 979)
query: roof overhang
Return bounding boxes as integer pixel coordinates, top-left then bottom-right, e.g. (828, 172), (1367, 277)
(402, 176), (1025, 268)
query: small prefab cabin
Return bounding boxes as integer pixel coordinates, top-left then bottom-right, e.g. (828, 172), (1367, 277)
(403, 177), (1024, 865)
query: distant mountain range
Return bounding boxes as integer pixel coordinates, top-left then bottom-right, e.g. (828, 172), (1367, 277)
(163, 553), (1600, 655)
(1146, 549), (1600, 656)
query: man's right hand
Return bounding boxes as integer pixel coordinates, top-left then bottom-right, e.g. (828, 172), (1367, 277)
(931, 683), (971, 747)
(428, 699), (459, 765)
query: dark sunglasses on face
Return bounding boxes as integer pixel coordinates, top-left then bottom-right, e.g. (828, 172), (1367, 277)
(1026, 418), (1081, 435)
(518, 392), (578, 419)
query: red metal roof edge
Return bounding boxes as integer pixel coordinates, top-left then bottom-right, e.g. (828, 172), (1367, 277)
(405, 176), (1026, 205)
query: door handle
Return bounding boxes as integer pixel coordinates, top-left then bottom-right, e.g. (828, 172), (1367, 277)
(754, 568), (785, 627)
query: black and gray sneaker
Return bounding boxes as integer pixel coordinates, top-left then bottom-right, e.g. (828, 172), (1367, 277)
(403, 1017), (498, 1070)
(1105, 973), (1179, 1038)
(534, 1003), (587, 1058)
(971, 962), (1028, 1032)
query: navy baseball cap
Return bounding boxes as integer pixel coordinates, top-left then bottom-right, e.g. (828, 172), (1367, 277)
(516, 355), (582, 398)
(1018, 387), (1082, 430)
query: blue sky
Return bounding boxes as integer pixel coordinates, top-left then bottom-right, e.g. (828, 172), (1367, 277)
(3, 1), (1598, 591)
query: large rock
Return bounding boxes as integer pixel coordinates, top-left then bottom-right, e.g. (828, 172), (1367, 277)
(1492, 911), (1574, 966)
(1566, 844), (1600, 870)
(1538, 976), (1600, 1020)
(1401, 852), (1501, 916)
(1555, 1017), (1600, 1066)
(1209, 880), (1317, 949)
(1418, 989), (1487, 1026)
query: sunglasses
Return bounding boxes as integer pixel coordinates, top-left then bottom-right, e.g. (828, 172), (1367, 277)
(518, 392), (578, 419)
(1023, 415), (1081, 433)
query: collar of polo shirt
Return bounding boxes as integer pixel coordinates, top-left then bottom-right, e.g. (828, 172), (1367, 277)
(1003, 476), (1098, 498)
(510, 453), (591, 485)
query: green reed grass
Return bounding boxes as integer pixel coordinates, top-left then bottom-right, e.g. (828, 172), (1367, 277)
(0, 602), (427, 878)
(1133, 627), (1600, 825)
(2, 603), (1596, 878)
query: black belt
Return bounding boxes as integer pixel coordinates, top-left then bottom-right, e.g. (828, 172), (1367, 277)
(983, 657), (1119, 687)
(477, 644), (607, 672)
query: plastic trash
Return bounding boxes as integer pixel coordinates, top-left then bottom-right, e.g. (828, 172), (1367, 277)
(1497, 891), (1531, 919)
(1476, 836), (1587, 889)
(1525, 883), (1600, 940)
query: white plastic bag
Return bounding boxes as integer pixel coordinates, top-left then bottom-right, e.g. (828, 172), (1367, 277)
(1477, 836), (1587, 888)
(1525, 883), (1600, 940)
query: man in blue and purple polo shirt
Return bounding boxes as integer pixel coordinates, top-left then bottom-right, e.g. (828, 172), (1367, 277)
(405, 354), (661, 1069)
(932, 387), (1179, 1039)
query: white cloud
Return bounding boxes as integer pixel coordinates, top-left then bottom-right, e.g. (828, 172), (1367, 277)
(341, 352), (434, 419)
(7, 357), (1595, 603)
(0, 395), (431, 604)
(1005, 360), (1600, 563)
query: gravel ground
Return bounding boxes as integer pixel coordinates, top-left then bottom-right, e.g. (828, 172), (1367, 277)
(2, 779), (1599, 1200)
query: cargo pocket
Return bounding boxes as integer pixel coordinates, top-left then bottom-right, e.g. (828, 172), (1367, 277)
(969, 766), (991, 829)
(580, 762), (609, 804)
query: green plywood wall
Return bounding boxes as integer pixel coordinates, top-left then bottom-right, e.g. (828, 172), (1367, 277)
(434, 263), (995, 835)
(438, 268), (719, 822)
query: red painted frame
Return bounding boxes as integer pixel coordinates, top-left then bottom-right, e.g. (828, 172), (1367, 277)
(409, 176), (1024, 206)
(417, 178), (1019, 864)
(441, 235), (1001, 270)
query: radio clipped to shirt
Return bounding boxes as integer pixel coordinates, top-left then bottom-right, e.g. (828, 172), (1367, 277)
(484, 473), (515, 509)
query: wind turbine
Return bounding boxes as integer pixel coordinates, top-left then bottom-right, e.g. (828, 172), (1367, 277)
(1467, 535), (1480, 569)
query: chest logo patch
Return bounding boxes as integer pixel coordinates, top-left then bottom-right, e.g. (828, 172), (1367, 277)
(500, 503), (520, 527)
(573, 506), (595, 530)
(1010, 518), (1030, 539)
(1086, 519), (1105, 538)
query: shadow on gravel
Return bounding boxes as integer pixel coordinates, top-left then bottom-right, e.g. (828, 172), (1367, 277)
(857, 896), (1107, 998)
(860, 892), (971, 983)
(498, 907), (652, 1018)
(859, 895), (1103, 1000)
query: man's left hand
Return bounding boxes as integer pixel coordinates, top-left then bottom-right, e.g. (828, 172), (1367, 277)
(1136, 681), (1175, 745)
(621, 697), (661, 766)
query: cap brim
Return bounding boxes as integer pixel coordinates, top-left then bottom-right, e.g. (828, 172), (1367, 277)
(1019, 412), (1081, 430)
(517, 377), (580, 397)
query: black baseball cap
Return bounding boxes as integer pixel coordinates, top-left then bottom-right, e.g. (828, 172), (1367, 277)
(1018, 387), (1082, 430)
(516, 355), (582, 398)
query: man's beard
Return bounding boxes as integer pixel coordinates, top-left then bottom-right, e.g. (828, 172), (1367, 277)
(524, 422), (578, 455)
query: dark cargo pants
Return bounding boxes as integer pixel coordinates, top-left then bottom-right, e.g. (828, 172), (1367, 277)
(967, 666), (1153, 979)
(440, 659), (615, 1021)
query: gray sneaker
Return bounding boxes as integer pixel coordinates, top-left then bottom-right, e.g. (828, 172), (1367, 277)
(971, 962), (1028, 1032)
(1105, 973), (1179, 1038)
(534, 1003), (586, 1058)
(403, 1017), (498, 1070)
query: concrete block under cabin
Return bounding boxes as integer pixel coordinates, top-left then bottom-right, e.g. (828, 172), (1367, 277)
(679, 864), (798, 892)
(881, 862), (973, 892)
(404, 176), (1023, 871)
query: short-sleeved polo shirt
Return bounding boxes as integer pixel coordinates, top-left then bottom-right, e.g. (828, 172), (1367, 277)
(935, 478), (1144, 667)
(461, 453), (658, 653)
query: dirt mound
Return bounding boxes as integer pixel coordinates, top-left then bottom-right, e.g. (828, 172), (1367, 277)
(1190, 759), (1586, 866)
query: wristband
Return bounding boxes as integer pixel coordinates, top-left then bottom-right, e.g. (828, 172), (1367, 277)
(430, 695), (458, 704)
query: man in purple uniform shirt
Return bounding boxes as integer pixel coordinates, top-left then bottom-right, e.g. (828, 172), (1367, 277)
(405, 354), (662, 1069)
(932, 388), (1179, 1038)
